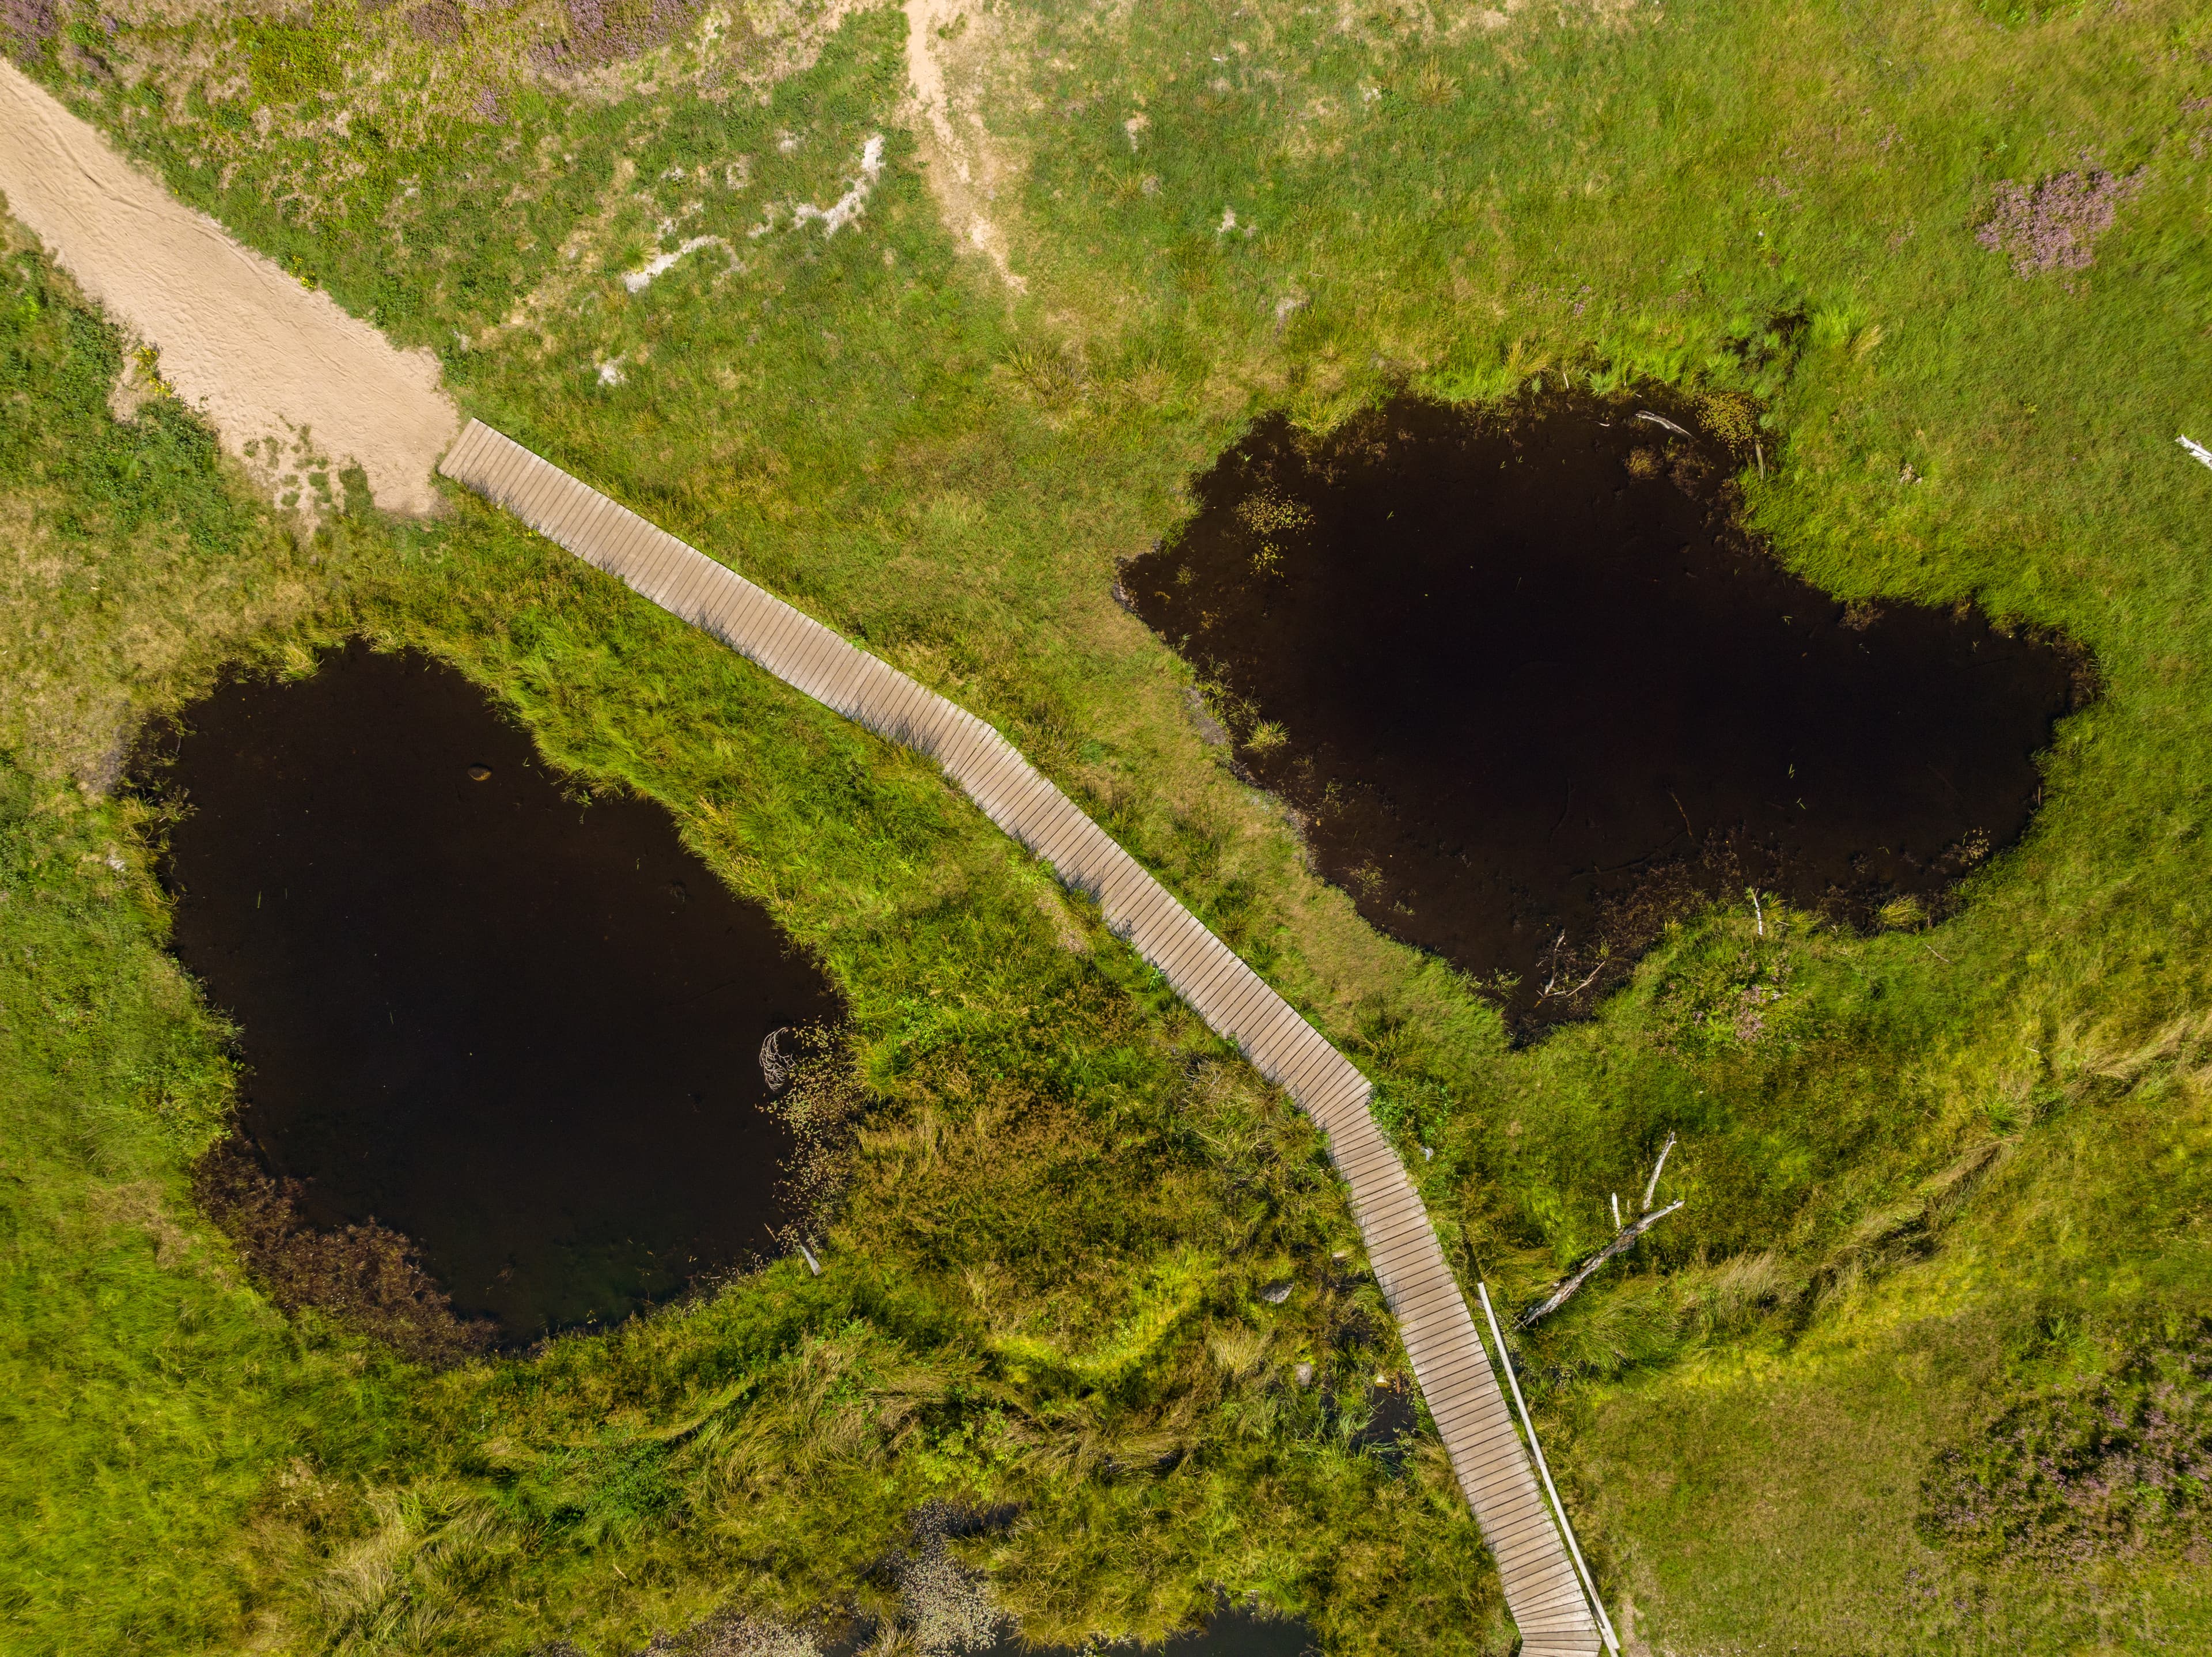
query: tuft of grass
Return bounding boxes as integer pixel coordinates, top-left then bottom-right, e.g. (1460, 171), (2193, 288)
(1878, 894), (1930, 932)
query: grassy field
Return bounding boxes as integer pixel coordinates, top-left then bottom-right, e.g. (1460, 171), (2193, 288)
(3, 0), (2212, 1651)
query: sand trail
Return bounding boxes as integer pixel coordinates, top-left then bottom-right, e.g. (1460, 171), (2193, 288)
(0, 61), (457, 516)
(902, 0), (1024, 292)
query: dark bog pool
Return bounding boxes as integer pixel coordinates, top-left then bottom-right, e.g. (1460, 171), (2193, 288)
(821, 1602), (1316, 1657)
(974, 1606), (1315, 1657)
(143, 644), (838, 1340)
(1124, 396), (2083, 1027)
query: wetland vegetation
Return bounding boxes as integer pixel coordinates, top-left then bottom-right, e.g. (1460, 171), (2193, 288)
(5, 0), (2212, 1654)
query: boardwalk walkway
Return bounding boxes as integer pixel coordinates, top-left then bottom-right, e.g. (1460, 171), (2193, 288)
(440, 421), (1605, 1657)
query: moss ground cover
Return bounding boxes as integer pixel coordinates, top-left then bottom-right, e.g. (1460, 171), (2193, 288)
(3, 0), (2211, 1650)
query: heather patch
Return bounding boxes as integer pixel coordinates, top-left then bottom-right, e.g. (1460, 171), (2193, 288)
(1919, 1322), (2212, 1568)
(1976, 168), (2145, 277)
(535, 0), (701, 71)
(403, 0), (466, 46)
(0, 0), (52, 58)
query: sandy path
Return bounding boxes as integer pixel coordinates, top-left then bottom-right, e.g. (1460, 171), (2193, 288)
(902, 0), (1024, 292)
(0, 62), (457, 516)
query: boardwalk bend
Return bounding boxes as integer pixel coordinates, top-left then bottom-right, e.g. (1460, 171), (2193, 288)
(440, 420), (1609, 1657)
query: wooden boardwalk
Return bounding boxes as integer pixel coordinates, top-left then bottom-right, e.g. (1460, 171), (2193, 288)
(440, 421), (1605, 1657)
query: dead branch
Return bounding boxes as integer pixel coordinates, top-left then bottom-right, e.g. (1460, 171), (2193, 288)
(1517, 1199), (1684, 1328)
(1641, 1131), (1677, 1212)
(1635, 409), (1694, 438)
(1539, 960), (1605, 1001)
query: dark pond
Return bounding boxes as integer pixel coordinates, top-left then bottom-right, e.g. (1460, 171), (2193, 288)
(1124, 396), (2084, 1027)
(974, 1606), (1317, 1657)
(821, 1603), (1317, 1657)
(142, 643), (838, 1340)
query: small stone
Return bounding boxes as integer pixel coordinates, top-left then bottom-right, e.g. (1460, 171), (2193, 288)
(1293, 1361), (1316, 1389)
(1260, 1279), (1293, 1304)
(465, 764), (492, 781)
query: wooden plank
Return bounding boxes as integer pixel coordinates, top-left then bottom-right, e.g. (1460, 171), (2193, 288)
(778, 625), (848, 702)
(737, 597), (809, 674)
(1211, 968), (1280, 1034)
(615, 521), (684, 600)
(1193, 964), (1271, 1031)
(971, 762), (1052, 841)
(1268, 1038), (1346, 1105)
(1028, 803), (1099, 873)
(658, 553), (717, 622)
(438, 421), (1607, 1657)
(1164, 935), (1247, 1009)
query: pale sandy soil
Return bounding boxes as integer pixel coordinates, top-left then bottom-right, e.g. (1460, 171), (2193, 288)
(902, 0), (1025, 293)
(0, 61), (457, 517)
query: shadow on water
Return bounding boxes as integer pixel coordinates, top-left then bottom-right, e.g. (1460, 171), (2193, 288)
(971, 1606), (1317, 1657)
(1123, 395), (2086, 1030)
(138, 642), (839, 1344)
(794, 1504), (1323, 1657)
(818, 1604), (1318, 1657)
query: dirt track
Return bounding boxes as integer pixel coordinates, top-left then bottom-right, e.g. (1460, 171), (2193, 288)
(0, 62), (457, 516)
(902, 0), (1023, 292)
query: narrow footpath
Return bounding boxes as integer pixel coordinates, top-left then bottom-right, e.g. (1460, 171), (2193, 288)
(0, 60), (455, 513)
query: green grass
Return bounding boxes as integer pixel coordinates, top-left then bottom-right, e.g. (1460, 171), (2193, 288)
(3, 0), (2212, 1650)
(0, 208), (1510, 1654)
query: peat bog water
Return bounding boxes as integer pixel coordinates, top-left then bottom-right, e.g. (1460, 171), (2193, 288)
(972, 1605), (1316, 1657)
(821, 1602), (1316, 1657)
(142, 644), (838, 1340)
(1126, 396), (2084, 1027)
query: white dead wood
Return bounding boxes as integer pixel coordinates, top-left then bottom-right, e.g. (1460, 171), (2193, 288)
(2179, 434), (2212, 471)
(622, 234), (733, 293)
(791, 135), (885, 236)
(1635, 410), (1693, 438)
(1641, 1132), (1677, 1212)
(1537, 930), (1605, 1001)
(1517, 1200), (1684, 1327)
(1539, 960), (1605, 1001)
(1748, 886), (1765, 937)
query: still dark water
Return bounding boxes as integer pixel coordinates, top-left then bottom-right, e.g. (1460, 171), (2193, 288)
(978, 1606), (1315, 1657)
(1126, 397), (2082, 1026)
(145, 644), (838, 1339)
(823, 1605), (1316, 1657)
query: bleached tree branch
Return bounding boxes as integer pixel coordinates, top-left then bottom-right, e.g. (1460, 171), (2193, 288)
(1516, 1200), (1684, 1328)
(1641, 1132), (1677, 1212)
